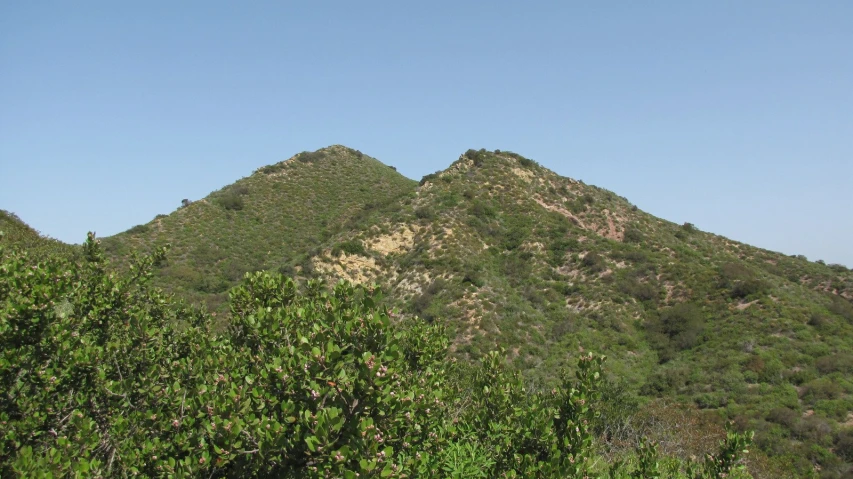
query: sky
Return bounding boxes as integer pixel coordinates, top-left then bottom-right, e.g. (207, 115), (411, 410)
(1, 1), (851, 266)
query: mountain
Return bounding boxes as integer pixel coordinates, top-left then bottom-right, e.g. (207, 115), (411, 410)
(101, 145), (416, 312)
(95, 146), (853, 476)
(0, 210), (77, 260)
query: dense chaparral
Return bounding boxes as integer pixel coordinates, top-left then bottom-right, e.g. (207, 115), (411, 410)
(0, 233), (754, 478)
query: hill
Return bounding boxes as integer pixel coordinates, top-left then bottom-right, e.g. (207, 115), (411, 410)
(101, 145), (416, 312)
(0, 209), (77, 260)
(90, 146), (853, 476)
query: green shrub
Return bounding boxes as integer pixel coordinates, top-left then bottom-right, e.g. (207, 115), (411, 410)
(815, 353), (853, 374)
(582, 252), (606, 273)
(618, 276), (660, 302)
(517, 156), (536, 168)
(836, 429), (853, 461)
(331, 239), (366, 257)
(719, 262), (767, 299)
(217, 192), (244, 211)
(800, 378), (843, 401)
(828, 296), (853, 322)
(127, 224), (150, 234)
(623, 227), (643, 243)
(419, 171), (440, 186)
(0, 231), (762, 477)
(647, 303), (706, 362)
(296, 150), (326, 163)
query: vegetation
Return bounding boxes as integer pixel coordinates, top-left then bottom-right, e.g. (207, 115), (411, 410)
(100, 145), (417, 312)
(6, 145), (853, 476)
(0, 235), (755, 477)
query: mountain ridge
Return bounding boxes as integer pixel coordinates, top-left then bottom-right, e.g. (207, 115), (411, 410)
(5, 145), (853, 475)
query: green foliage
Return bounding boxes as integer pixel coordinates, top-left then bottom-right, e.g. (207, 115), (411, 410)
(646, 303), (705, 362)
(0, 239), (758, 477)
(217, 192), (245, 211)
(718, 262), (767, 299)
(103, 146), (417, 312)
(828, 295), (853, 322)
(78, 143), (853, 473)
(703, 430), (754, 478)
(419, 171), (440, 186)
(331, 239), (367, 257)
(127, 223), (150, 234)
(297, 150), (327, 163)
(582, 252), (607, 273)
(623, 227), (643, 244)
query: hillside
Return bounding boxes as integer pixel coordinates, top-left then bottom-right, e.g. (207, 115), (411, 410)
(0, 210), (77, 260)
(85, 147), (853, 476)
(101, 145), (416, 311)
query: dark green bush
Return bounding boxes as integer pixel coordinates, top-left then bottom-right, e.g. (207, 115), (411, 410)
(517, 156), (536, 168)
(581, 252), (606, 272)
(296, 150), (326, 163)
(623, 227), (643, 243)
(647, 303), (706, 362)
(618, 276), (659, 302)
(331, 239), (366, 257)
(836, 429), (853, 461)
(828, 296), (853, 322)
(419, 171), (440, 186)
(801, 378), (843, 401)
(719, 262), (767, 299)
(815, 353), (853, 374)
(127, 224), (150, 234)
(414, 206), (436, 220)
(217, 192), (244, 211)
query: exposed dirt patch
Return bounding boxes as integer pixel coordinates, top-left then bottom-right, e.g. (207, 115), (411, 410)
(314, 253), (380, 285)
(534, 197), (587, 229)
(511, 167), (534, 182)
(599, 210), (623, 241)
(369, 225), (418, 256)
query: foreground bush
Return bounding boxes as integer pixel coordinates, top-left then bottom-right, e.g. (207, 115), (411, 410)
(0, 235), (753, 478)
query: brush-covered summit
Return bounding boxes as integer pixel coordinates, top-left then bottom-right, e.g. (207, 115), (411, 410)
(102, 145), (416, 310)
(99, 146), (853, 475)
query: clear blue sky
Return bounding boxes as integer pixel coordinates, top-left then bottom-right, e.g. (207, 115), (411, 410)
(1, 2), (851, 266)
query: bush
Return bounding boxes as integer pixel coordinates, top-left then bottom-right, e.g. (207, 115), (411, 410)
(296, 150), (326, 163)
(517, 156), (536, 168)
(127, 224), (150, 234)
(815, 353), (853, 374)
(0, 236), (758, 478)
(719, 262), (767, 299)
(828, 296), (853, 322)
(767, 407), (800, 429)
(217, 192), (244, 211)
(647, 303), (706, 362)
(800, 378), (843, 401)
(331, 239), (366, 257)
(414, 206), (436, 221)
(581, 252), (606, 273)
(419, 171), (440, 186)
(837, 429), (853, 461)
(618, 276), (659, 302)
(623, 227), (643, 243)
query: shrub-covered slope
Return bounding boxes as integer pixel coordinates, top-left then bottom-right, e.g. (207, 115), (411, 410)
(101, 145), (416, 312)
(295, 149), (853, 477)
(0, 237), (754, 478)
(93, 146), (853, 476)
(0, 210), (77, 260)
